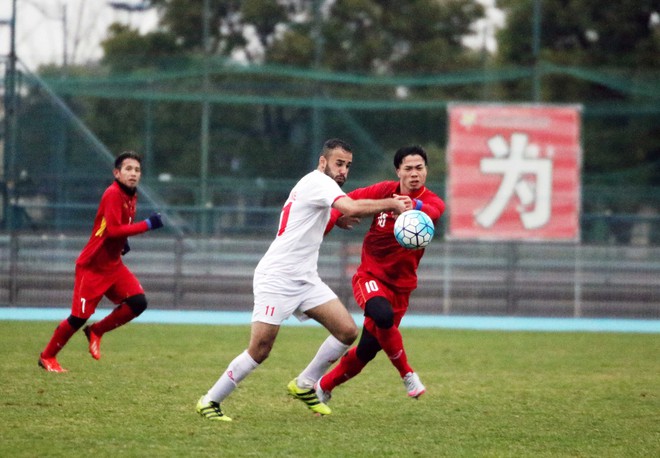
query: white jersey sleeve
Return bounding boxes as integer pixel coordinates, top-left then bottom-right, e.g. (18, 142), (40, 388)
(255, 170), (346, 280)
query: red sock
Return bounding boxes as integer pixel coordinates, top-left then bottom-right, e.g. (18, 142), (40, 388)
(321, 347), (367, 391)
(373, 325), (413, 377)
(91, 303), (137, 336)
(41, 319), (77, 358)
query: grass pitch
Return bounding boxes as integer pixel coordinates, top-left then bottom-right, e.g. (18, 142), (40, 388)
(1, 320), (658, 457)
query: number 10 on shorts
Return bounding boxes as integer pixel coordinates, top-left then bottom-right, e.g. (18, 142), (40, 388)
(364, 280), (379, 293)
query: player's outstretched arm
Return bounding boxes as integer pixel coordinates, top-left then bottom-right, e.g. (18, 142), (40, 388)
(105, 212), (165, 238)
(333, 195), (408, 217)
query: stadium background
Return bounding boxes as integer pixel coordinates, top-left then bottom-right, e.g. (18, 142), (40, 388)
(1, 1), (658, 319)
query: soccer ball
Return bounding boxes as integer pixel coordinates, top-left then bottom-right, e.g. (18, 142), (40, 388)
(393, 210), (435, 250)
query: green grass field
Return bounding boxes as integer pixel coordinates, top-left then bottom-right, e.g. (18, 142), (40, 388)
(1, 320), (658, 457)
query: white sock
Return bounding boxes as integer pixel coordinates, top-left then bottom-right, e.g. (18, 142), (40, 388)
(204, 350), (259, 403)
(297, 335), (350, 388)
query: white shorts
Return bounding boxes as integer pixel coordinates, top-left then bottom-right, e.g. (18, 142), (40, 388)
(252, 272), (338, 325)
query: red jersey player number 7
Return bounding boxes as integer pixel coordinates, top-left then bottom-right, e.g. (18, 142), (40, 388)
(38, 150), (164, 373)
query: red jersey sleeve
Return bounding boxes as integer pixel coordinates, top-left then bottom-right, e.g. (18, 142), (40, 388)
(413, 191), (445, 223)
(102, 189), (150, 238)
(324, 207), (343, 235)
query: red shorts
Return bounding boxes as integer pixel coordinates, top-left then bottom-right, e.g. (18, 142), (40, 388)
(71, 264), (144, 319)
(352, 272), (410, 328)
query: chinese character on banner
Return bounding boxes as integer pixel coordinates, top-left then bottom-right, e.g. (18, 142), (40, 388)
(446, 104), (582, 241)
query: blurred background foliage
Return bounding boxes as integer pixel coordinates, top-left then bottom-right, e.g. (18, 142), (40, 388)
(2, 0), (659, 243)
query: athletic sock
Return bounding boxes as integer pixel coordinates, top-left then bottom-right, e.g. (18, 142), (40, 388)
(320, 346), (366, 391)
(373, 325), (413, 377)
(41, 319), (77, 358)
(91, 303), (137, 336)
(296, 335), (350, 388)
(205, 350), (259, 404)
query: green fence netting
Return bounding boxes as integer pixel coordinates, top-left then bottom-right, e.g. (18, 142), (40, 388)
(1, 58), (659, 244)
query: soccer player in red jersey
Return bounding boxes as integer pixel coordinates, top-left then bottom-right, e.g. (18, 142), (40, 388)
(38, 151), (164, 372)
(315, 145), (445, 403)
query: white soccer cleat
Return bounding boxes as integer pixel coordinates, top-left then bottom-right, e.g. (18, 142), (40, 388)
(402, 372), (426, 399)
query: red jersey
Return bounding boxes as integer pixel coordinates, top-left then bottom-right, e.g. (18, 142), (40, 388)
(76, 180), (150, 271)
(328, 181), (445, 293)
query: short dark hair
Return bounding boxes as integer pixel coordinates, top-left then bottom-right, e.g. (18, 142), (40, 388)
(322, 138), (353, 158)
(114, 150), (142, 170)
(393, 145), (427, 169)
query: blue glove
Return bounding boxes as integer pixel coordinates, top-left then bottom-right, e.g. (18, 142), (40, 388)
(121, 241), (131, 255)
(145, 212), (163, 230)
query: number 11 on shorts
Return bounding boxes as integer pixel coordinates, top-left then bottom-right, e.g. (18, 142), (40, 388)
(265, 305), (275, 316)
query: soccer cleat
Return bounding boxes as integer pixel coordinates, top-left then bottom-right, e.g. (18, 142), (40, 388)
(402, 372), (426, 398)
(314, 376), (332, 404)
(196, 396), (232, 422)
(83, 326), (101, 360)
(287, 378), (331, 416)
(38, 354), (67, 373)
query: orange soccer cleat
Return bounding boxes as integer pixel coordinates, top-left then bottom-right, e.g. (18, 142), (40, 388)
(38, 354), (67, 373)
(83, 326), (102, 360)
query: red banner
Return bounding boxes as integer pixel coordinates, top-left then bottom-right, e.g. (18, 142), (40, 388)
(447, 104), (581, 241)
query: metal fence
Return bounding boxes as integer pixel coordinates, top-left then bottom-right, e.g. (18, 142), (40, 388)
(1, 232), (658, 319)
(2, 60), (659, 246)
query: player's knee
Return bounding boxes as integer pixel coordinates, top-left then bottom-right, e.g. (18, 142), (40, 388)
(337, 320), (359, 345)
(347, 325), (359, 344)
(125, 294), (148, 316)
(364, 297), (394, 329)
(356, 344), (378, 363)
(248, 341), (274, 364)
(67, 315), (87, 330)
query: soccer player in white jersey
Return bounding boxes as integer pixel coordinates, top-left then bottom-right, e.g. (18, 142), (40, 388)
(196, 138), (411, 421)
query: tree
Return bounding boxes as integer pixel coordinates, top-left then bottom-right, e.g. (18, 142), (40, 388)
(498, 0), (659, 67)
(148, 0), (486, 71)
(267, 0), (485, 73)
(91, 0), (488, 183)
(101, 23), (181, 72)
(150, 0), (288, 62)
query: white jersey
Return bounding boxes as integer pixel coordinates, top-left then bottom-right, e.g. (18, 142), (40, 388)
(255, 169), (346, 281)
